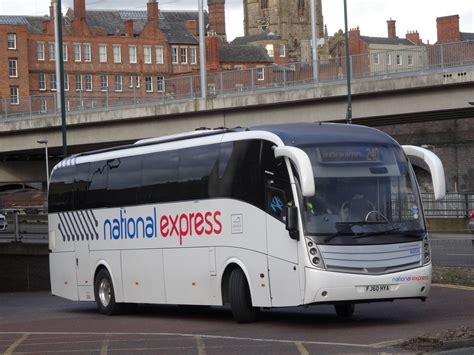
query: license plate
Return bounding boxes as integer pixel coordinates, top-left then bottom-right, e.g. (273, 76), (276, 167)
(366, 284), (390, 292)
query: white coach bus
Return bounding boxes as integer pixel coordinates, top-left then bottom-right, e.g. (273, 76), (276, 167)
(48, 123), (445, 322)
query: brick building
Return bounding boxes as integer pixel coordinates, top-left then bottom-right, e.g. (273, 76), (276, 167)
(341, 20), (426, 77)
(436, 14), (474, 44)
(0, 0), (271, 113)
(243, 0), (324, 62)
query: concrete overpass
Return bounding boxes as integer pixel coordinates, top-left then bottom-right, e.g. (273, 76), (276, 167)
(0, 65), (473, 183)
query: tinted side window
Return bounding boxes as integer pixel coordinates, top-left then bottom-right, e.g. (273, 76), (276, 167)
(178, 144), (219, 200)
(107, 156), (142, 207)
(140, 150), (179, 204)
(87, 161), (110, 209)
(73, 163), (90, 211)
(217, 140), (263, 209)
(49, 166), (74, 213)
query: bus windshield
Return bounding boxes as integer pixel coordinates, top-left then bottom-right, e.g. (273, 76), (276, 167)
(300, 143), (425, 245)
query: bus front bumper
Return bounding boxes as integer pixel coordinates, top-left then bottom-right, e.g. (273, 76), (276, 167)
(304, 264), (432, 304)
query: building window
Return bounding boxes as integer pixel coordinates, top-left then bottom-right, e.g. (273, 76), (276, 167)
(8, 59), (18, 77)
(396, 54), (402, 65)
(75, 74), (83, 91)
(99, 44), (107, 63)
(114, 75), (123, 92)
(260, 0), (268, 9)
(37, 42), (45, 61)
(157, 76), (165, 92)
(63, 43), (68, 61)
(40, 99), (47, 113)
(208, 84), (216, 96)
(145, 76), (153, 92)
(10, 86), (19, 105)
(190, 47), (197, 64)
(74, 43), (81, 62)
(180, 47), (187, 64)
(100, 75), (108, 91)
(387, 54), (391, 65)
(156, 46), (164, 64)
(407, 54), (413, 66)
(144, 46), (152, 64)
(85, 74), (93, 91)
(39, 73), (46, 91)
(265, 44), (274, 57)
(373, 53), (379, 65)
(256, 67), (265, 81)
(7, 33), (16, 49)
(50, 73), (57, 91)
(113, 45), (121, 63)
(84, 44), (91, 62)
(298, 0), (305, 15)
(129, 45), (137, 64)
(280, 44), (286, 57)
(172, 47), (178, 64)
(129, 75), (140, 88)
(49, 43), (56, 61)
(64, 75), (69, 91)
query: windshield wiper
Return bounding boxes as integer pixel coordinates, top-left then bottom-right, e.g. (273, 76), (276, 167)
(352, 227), (401, 239)
(324, 221), (373, 243)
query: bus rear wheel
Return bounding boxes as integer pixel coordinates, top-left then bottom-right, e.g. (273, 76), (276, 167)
(94, 268), (122, 315)
(334, 303), (355, 318)
(229, 268), (258, 323)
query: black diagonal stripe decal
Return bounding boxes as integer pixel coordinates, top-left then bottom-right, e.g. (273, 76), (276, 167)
(65, 212), (79, 242)
(58, 213), (72, 241)
(80, 211), (93, 241)
(71, 211), (85, 241)
(57, 221), (66, 242)
(86, 210), (99, 240)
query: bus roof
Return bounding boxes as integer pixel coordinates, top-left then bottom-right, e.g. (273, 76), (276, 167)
(250, 123), (398, 147)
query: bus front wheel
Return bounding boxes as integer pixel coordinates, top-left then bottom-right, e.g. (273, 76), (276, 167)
(334, 303), (355, 318)
(94, 268), (122, 315)
(229, 268), (258, 323)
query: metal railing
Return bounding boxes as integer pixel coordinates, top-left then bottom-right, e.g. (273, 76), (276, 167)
(421, 192), (474, 218)
(0, 40), (473, 123)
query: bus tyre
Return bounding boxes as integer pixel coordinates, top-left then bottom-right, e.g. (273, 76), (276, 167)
(229, 268), (258, 323)
(94, 268), (122, 315)
(334, 303), (355, 318)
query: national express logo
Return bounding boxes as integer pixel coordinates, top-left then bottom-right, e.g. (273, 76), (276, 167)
(103, 208), (222, 245)
(58, 208), (223, 246)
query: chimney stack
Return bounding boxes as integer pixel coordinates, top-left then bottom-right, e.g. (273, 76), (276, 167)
(207, 0), (226, 40)
(74, 0), (86, 22)
(406, 30), (422, 45)
(436, 15), (460, 43)
(147, 0), (159, 25)
(387, 18), (396, 39)
(185, 20), (198, 37)
(125, 19), (134, 37)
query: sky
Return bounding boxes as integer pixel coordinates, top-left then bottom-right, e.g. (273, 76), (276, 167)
(0, 0), (472, 44)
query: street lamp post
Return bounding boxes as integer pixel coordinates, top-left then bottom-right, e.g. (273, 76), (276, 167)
(343, 0), (352, 124)
(198, 0), (207, 99)
(37, 139), (49, 190)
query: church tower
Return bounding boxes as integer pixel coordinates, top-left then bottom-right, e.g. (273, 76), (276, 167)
(243, 0), (324, 62)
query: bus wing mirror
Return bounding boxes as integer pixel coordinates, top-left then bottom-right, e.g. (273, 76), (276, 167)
(285, 206), (299, 240)
(274, 146), (315, 197)
(402, 145), (446, 201)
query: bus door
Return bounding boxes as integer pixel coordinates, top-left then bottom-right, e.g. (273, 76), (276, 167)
(262, 142), (300, 306)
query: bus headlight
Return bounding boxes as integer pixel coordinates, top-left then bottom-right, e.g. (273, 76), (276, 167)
(306, 238), (325, 269)
(423, 235), (431, 264)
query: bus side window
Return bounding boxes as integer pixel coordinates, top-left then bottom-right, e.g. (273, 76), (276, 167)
(49, 166), (75, 213)
(107, 156), (142, 207)
(140, 150), (179, 204)
(178, 144), (219, 200)
(73, 163), (90, 211)
(216, 140), (264, 209)
(261, 141), (293, 221)
(87, 161), (110, 209)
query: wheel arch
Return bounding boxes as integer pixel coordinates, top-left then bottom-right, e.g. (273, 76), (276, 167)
(220, 259), (253, 305)
(93, 260), (122, 302)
